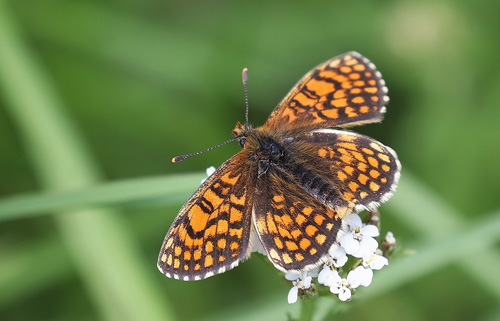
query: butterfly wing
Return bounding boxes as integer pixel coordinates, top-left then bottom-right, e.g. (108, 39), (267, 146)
(252, 168), (344, 273)
(291, 129), (401, 212)
(158, 151), (256, 280)
(263, 52), (389, 134)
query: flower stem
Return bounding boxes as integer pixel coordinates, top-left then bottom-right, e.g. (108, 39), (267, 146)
(298, 298), (316, 321)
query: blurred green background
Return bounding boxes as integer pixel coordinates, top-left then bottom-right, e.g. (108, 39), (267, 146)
(1, 0), (499, 320)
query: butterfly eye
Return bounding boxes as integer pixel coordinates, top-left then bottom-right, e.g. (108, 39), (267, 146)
(269, 142), (286, 162)
(271, 143), (281, 157)
(239, 137), (247, 147)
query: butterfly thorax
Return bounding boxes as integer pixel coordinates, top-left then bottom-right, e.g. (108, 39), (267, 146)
(232, 121), (288, 172)
(234, 121), (355, 215)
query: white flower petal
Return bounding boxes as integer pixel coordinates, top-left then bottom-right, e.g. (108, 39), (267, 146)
(285, 273), (301, 281)
(329, 245), (344, 257)
(347, 214), (362, 228)
(318, 267), (340, 287)
(348, 266), (374, 288)
(329, 246), (348, 267)
(336, 255), (348, 267)
(330, 283), (341, 294)
(201, 166), (217, 183)
(385, 231), (396, 245)
(287, 286), (299, 304)
(361, 236), (379, 251)
(330, 270), (341, 282)
(341, 233), (360, 254)
(338, 288), (352, 301)
(335, 255), (348, 267)
(351, 248), (367, 259)
(206, 166), (216, 176)
(347, 267), (363, 289)
(303, 276), (312, 289)
(362, 224), (380, 237)
(307, 266), (320, 278)
(317, 266), (331, 285)
(352, 236), (378, 258)
(360, 268), (373, 287)
(368, 254), (389, 270)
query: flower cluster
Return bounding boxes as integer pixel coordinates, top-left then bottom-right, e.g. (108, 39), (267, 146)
(286, 213), (393, 304)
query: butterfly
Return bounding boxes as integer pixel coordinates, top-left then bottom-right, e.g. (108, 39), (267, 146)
(158, 52), (401, 281)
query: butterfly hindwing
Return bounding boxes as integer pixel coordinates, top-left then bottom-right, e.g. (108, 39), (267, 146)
(293, 129), (401, 212)
(252, 168), (344, 272)
(158, 151), (255, 280)
(263, 52), (389, 134)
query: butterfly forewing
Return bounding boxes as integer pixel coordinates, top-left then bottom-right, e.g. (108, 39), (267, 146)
(295, 129), (401, 212)
(158, 151), (255, 280)
(263, 52), (389, 133)
(253, 169), (344, 272)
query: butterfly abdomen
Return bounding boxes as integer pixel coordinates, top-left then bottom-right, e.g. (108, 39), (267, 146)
(246, 129), (350, 215)
(285, 161), (348, 212)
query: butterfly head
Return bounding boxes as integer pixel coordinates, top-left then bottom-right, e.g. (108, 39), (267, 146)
(232, 121), (254, 148)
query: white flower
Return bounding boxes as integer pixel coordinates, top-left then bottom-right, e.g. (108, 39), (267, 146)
(384, 231), (396, 246)
(363, 253), (389, 270)
(340, 214), (379, 258)
(317, 266), (352, 301)
(284, 213), (393, 304)
(381, 231), (396, 254)
(329, 246), (348, 268)
(201, 166), (216, 183)
(317, 265), (340, 287)
(347, 266), (373, 288)
(286, 272), (312, 304)
(329, 275), (352, 301)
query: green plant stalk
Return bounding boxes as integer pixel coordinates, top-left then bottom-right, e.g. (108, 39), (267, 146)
(386, 172), (500, 300)
(298, 297), (316, 321)
(0, 2), (176, 320)
(0, 173), (204, 222)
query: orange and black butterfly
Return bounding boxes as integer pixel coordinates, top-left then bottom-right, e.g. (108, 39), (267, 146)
(158, 52), (401, 280)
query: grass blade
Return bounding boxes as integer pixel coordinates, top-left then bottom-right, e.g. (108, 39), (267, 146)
(0, 173), (203, 222)
(387, 173), (500, 300)
(0, 3), (176, 320)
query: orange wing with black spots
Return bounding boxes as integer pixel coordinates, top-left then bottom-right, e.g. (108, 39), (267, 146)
(294, 129), (401, 212)
(263, 52), (389, 133)
(253, 169), (343, 272)
(157, 151), (255, 280)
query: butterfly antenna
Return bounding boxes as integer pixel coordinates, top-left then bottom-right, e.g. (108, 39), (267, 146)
(174, 68), (249, 163)
(242, 68), (250, 125)
(172, 137), (239, 163)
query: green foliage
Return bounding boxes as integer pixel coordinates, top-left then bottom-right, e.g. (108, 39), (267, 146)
(1, 0), (499, 320)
